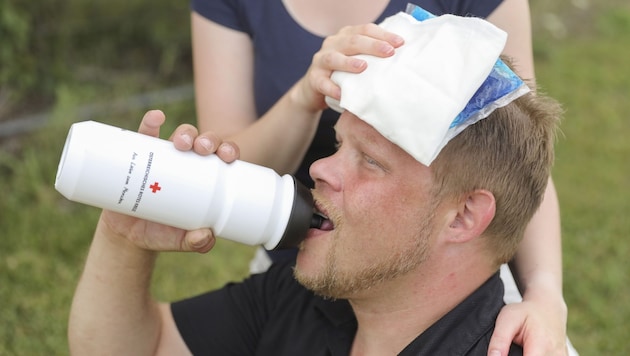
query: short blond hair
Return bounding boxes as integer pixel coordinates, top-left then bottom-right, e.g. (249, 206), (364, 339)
(430, 80), (563, 266)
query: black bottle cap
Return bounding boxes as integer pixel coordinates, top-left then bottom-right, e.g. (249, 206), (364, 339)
(273, 177), (314, 250)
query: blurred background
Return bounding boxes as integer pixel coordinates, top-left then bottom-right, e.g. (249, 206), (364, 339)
(1, 0), (628, 354)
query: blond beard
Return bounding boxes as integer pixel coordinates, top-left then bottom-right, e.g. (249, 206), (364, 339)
(294, 209), (435, 299)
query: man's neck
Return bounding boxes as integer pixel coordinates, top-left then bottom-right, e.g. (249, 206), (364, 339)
(347, 263), (494, 356)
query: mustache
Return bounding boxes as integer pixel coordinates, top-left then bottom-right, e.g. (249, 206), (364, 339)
(310, 190), (342, 228)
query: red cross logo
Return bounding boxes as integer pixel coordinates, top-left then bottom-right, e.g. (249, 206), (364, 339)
(150, 182), (162, 193)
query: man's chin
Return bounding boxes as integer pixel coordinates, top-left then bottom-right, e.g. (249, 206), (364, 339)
(293, 267), (336, 299)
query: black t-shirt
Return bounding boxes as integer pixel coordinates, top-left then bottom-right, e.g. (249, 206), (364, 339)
(171, 259), (522, 355)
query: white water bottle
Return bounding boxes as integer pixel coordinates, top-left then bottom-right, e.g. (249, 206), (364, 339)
(54, 120), (317, 250)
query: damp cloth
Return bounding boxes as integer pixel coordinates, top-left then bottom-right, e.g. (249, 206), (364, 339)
(325, 5), (530, 166)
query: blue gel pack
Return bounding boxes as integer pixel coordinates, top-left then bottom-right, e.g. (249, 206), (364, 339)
(405, 3), (530, 129)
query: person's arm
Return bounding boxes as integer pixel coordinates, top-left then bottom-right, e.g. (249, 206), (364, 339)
(68, 110), (236, 355)
(498, 179), (568, 355)
(191, 13), (403, 174)
(191, 12), (320, 174)
(486, 0), (535, 85)
(486, 0), (568, 355)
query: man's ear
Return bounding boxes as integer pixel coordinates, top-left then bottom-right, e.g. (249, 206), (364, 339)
(447, 189), (496, 243)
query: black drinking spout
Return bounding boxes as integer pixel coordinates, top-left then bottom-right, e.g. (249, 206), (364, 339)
(310, 214), (324, 229)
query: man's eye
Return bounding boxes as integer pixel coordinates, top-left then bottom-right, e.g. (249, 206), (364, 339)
(365, 155), (377, 165)
(363, 154), (381, 168)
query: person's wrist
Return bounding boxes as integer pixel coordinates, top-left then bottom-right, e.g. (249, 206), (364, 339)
(96, 212), (157, 257)
(288, 79), (325, 115)
(521, 272), (568, 320)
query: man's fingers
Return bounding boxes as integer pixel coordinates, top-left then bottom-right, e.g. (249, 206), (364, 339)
(138, 110), (166, 137)
(193, 131), (221, 155)
(168, 124), (198, 151)
(184, 229), (216, 253)
(216, 141), (239, 163)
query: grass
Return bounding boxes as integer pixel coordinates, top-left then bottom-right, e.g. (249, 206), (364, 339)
(531, 3), (630, 354)
(2, 2), (629, 355)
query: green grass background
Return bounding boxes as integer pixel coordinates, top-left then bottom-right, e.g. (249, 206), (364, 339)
(1, 1), (629, 354)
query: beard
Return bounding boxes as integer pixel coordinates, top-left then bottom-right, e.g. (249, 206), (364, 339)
(294, 201), (436, 300)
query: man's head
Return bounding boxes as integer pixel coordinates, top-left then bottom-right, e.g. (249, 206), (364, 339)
(295, 83), (561, 300)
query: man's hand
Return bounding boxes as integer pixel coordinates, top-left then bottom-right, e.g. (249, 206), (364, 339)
(99, 109), (240, 254)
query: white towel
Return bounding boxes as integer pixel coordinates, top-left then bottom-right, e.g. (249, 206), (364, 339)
(325, 12), (507, 165)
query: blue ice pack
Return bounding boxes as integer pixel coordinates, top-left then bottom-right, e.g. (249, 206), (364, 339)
(406, 3), (530, 129)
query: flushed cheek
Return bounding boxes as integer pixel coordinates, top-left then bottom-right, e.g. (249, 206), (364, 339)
(344, 190), (399, 233)
(343, 189), (423, 245)
(337, 204), (393, 256)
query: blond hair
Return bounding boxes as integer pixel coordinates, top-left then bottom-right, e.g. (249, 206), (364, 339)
(430, 82), (563, 266)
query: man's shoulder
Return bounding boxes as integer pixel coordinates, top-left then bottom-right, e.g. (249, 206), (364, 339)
(400, 273), (510, 355)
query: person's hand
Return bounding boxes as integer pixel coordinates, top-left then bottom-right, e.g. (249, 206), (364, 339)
(488, 289), (569, 356)
(99, 109), (240, 253)
(291, 23), (404, 112)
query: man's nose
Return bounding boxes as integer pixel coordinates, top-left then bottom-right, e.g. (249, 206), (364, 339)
(308, 153), (341, 192)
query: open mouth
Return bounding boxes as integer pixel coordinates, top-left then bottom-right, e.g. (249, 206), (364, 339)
(312, 209), (334, 231)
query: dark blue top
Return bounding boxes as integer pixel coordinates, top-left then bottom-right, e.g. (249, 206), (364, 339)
(172, 259), (523, 355)
(191, 0), (503, 187)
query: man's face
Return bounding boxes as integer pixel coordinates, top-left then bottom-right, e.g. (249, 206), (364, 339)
(294, 112), (443, 299)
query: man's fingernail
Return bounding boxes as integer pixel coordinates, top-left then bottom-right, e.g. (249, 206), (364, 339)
(181, 133), (193, 146)
(199, 137), (213, 151)
(219, 143), (235, 156)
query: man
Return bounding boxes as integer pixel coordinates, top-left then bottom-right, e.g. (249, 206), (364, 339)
(68, 12), (562, 356)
